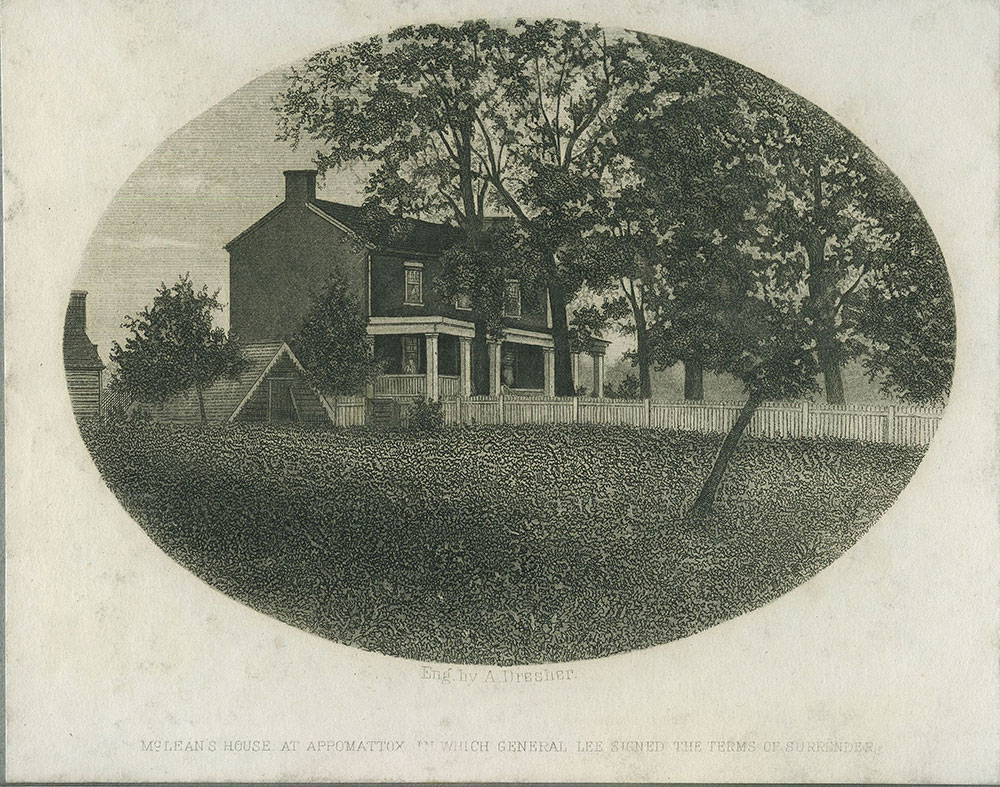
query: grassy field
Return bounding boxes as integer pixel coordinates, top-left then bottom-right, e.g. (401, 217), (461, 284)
(81, 423), (925, 664)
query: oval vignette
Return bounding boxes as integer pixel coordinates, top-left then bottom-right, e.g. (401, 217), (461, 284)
(67, 19), (955, 665)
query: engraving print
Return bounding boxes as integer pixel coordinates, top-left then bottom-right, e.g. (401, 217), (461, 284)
(68, 20), (954, 665)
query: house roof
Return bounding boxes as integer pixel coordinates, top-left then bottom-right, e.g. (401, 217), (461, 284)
(204, 340), (288, 422)
(63, 329), (104, 369)
(225, 189), (516, 256)
(312, 199), (461, 255)
(149, 341), (332, 424)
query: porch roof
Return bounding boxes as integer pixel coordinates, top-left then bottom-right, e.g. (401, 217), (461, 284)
(586, 338), (612, 356)
(502, 326), (555, 349)
(367, 316), (476, 338)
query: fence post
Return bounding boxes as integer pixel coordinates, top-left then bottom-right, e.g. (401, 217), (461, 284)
(800, 399), (810, 438)
(644, 398), (651, 429)
(498, 394), (505, 425)
(886, 405), (896, 444)
(572, 396), (579, 424)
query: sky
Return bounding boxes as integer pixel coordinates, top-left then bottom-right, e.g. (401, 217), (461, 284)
(74, 66), (373, 367)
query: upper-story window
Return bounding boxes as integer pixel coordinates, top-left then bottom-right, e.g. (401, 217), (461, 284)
(504, 279), (522, 318)
(403, 262), (423, 305)
(455, 291), (473, 311)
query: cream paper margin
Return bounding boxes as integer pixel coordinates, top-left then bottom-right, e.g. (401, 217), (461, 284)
(3, 0), (998, 782)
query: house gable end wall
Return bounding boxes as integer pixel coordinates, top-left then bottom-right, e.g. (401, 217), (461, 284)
(231, 350), (332, 425)
(228, 203), (369, 342)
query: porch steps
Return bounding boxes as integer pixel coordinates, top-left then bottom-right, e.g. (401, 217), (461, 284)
(367, 398), (400, 428)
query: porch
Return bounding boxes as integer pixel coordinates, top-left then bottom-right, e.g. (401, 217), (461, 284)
(368, 316), (475, 401)
(367, 317), (606, 400)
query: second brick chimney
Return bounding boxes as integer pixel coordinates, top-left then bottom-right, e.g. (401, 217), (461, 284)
(66, 290), (88, 335)
(284, 169), (317, 204)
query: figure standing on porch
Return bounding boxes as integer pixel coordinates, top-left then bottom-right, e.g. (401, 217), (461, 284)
(502, 349), (516, 388)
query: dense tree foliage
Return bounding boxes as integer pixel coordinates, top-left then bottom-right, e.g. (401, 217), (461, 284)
(110, 274), (247, 423)
(857, 197), (955, 404)
(291, 277), (382, 396)
(725, 80), (901, 404)
(276, 20), (702, 394)
(468, 21), (702, 393)
(275, 19), (954, 419)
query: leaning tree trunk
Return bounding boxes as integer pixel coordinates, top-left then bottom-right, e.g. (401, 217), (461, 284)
(688, 394), (763, 519)
(196, 382), (208, 424)
(683, 359), (704, 401)
(547, 278), (576, 397)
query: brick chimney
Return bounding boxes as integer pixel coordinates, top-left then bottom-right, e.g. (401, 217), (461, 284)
(284, 169), (317, 204)
(66, 290), (88, 335)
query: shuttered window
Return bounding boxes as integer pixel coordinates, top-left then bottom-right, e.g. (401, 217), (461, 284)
(402, 336), (420, 374)
(404, 264), (423, 305)
(504, 279), (521, 317)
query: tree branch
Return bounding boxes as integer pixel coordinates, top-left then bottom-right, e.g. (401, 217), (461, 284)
(534, 54), (561, 163)
(833, 256), (872, 315)
(553, 49), (568, 156)
(434, 128), (459, 162)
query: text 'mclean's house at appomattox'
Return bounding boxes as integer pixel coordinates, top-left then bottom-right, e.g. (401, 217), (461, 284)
(226, 170), (609, 404)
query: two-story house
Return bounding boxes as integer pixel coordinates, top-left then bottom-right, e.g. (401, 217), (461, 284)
(227, 170), (606, 400)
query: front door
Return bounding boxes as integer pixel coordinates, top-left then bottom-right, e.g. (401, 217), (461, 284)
(501, 345), (517, 388)
(402, 336), (420, 374)
(268, 378), (296, 422)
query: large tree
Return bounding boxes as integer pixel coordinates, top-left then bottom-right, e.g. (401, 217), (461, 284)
(734, 85), (899, 404)
(110, 274), (247, 423)
(562, 187), (664, 399)
(638, 51), (933, 407)
(857, 194), (955, 404)
(276, 22), (496, 237)
(275, 20), (700, 395)
(576, 59), (768, 401)
(472, 20), (702, 394)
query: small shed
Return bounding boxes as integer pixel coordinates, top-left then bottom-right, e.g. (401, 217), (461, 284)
(144, 341), (335, 425)
(63, 290), (105, 421)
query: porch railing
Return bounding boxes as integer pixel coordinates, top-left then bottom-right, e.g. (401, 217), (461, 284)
(440, 375), (460, 398)
(374, 374), (425, 397)
(374, 374), (461, 398)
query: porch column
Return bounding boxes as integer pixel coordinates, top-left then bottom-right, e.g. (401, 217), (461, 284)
(487, 340), (501, 396)
(591, 351), (606, 399)
(543, 347), (556, 397)
(365, 335), (376, 398)
(571, 351), (581, 392)
(425, 332), (439, 400)
(459, 336), (473, 397)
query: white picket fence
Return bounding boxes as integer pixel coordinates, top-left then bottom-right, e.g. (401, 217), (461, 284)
(320, 394), (942, 446)
(438, 396), (942, 446)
